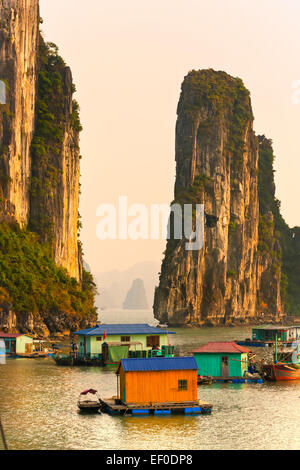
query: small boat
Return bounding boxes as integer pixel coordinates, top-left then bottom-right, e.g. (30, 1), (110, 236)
(197, 375), (213, 385)
(77, 389), (102, 412)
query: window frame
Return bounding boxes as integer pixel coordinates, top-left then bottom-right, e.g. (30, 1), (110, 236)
(121, 336), (130, 343)
(178, 379), (188, 391)
(146, 336), (160, 348)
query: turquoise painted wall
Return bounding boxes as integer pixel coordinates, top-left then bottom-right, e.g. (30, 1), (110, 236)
(3, 338), (15, 354)
(77, 333), (169, 356)
(193, 352), (248, 378)
(78, 336), (91, 356)
(86, 337), (91, 355)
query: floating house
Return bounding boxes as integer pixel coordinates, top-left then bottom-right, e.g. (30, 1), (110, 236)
(72, 324), (175, 364)
(0, 332), (33, 356)
(236, 325), (300, 347)
(252, 326), (300, 343)
(117, 357), (197, 405)
(100, 357), (213, 415)
(192, 342), (250, 379)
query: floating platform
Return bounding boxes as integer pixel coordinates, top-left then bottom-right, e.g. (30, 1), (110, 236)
(53, 354), (103, 367)
(14, 351), (52, 358)
(235, 340), (271, 348)
(100, 397), (213, 416)
(212, 377), (263, 384)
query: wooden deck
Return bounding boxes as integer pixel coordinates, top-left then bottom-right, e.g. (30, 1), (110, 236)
(15, 351), (51, 358)
(100, 397), (213, 415)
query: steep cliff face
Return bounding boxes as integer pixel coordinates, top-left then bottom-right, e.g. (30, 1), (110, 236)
(0, 1), (80, 280)
(258, 135), (300, 316)
(0, 0), (97, 334)
(154, 70), (282, 326)
(29, 38), (81, 280)
(0, 0), (39, 225)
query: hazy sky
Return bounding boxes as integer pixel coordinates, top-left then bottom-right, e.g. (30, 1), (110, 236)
(40, 0), (300, 275)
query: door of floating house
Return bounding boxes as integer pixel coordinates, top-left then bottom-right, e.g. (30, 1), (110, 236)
(77, 335), (91, 357)
(221, 356), (229, 377)
(192, 342), (250, 378)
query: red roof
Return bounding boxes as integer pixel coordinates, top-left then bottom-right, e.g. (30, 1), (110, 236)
(0, 332), (23, 338)
(192, 342), (250, 354)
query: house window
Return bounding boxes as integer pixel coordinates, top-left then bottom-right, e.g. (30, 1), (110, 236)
(96, 337), (102, 341)
(178, 380), (188, 391)
(121, 336), (130, 343)
(146, 336), (160, 348)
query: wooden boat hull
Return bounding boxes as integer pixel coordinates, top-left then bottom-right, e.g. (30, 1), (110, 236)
(264, 363), (300, 381)
(274, 364), (300, 381)
(78, 401), (101, 412)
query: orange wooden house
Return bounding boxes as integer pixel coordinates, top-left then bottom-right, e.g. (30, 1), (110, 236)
(116, 357), (198, 405)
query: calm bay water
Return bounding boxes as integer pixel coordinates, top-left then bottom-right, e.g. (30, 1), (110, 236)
(0, 309), (300, 450)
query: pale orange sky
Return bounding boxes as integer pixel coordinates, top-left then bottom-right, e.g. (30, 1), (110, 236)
(40, 0), (300, 275)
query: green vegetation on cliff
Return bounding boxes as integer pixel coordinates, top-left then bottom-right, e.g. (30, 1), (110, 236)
(29, 36), (82, 240)
(0, 34), (97, 332)
(178, 69), (252, 167)
(258, 135), (300, 315)
(0, 222), (97, 325)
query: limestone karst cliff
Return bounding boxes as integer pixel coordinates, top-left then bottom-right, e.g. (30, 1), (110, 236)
(0, 0), (97, 334)
(0, 0), (39, 226)
(154, 70), (283, 326)
(258, 135), (300, 316)
(29, 37), (81, 281)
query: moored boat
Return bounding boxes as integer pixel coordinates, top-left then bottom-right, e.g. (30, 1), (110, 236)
(262, 328), (300, 381)
(272, 363), (300, 381)
(197, 375), (213, 385)
(77, 389), (101, 412)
